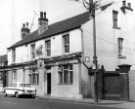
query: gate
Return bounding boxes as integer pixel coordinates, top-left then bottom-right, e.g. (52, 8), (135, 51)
(103, 71), (121, 99)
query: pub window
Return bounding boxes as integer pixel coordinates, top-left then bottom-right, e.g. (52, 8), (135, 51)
(58, 64), (73, 85)
(29, 69), (39, 85)
(12, 70), (17, 81)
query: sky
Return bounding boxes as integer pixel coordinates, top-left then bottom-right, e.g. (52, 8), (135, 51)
(0, 0), (86, 55)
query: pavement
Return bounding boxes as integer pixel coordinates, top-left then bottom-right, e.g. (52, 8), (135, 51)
(38, 95), (121, 104)
(38, 96), (135, 109)
(1, 91), (135, 109)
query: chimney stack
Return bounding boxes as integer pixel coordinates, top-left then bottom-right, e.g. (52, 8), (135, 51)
(128, 3), (131, 9)
(122, 0), (126, 7)
(38, 11), (48, 35)
(21, 22), (30, 39)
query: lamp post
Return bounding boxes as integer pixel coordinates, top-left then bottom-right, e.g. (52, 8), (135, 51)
(90, 0), (98, 104)
(81, 0), (98, 103)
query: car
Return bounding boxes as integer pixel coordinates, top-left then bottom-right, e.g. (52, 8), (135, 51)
(3, 82), (36, 98)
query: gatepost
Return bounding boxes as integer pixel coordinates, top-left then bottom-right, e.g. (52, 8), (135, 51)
(118, 64), (131, 100)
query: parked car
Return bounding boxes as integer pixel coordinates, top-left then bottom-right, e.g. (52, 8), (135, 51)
(3, 82), (36, 98)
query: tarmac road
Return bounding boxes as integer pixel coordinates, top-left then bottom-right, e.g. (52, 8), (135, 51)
(0, 95), (123, 109)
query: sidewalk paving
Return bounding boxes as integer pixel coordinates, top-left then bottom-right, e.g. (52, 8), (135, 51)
(38, 95), (125, 104)
(38, 96), (135, 109)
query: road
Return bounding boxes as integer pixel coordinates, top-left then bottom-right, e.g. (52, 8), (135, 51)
(0, 96), (123, 109)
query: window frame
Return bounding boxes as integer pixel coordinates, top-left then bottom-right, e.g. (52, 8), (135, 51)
(62, 33), (70, 53)
(112, 10), (119, 29)
(118, 37), (124, 57)
(29, 69), (39, 85)
(30, 43), (36, 59)
(45, 39), (51, 57)
(12, 48), (16, 63)
(58, 64), (73, 85)
(12, 70), (17, 81)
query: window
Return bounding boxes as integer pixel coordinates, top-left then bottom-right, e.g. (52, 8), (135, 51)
(58, 64), (73, 84)
(12, 70), (17, 81)
(12, 48), (16, 63)
(31, 43), (35, 59)
(29, 70), (39, 85)
(63, 34), (70, 53)
(118, 37), (124, 57)
(112, 10), (119, 28)
(45, 40), (51, 56)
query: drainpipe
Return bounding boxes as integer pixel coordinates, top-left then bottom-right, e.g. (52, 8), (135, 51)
(79, 27), (84, 97)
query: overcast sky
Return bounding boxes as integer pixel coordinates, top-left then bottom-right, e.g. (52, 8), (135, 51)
(0, 0), (86, 55)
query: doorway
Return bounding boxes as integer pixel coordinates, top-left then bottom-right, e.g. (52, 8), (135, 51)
(47, 73), (51, 95)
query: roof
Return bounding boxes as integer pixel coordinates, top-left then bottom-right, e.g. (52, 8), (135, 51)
(8, 11), (90, 49)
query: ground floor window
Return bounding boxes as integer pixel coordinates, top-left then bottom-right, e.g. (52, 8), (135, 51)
(29, 69), (39, 85)
(58, 64), (73, 85)
(12, 70), (17, 81)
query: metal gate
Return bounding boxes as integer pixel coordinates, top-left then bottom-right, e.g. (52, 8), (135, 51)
(103, 71), (120, 99)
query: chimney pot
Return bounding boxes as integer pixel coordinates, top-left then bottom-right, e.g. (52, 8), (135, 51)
(40, 11), (43, 19)
(23, 24), (25, 28)
(128, 3), (131, 8)
(26, 22), (29, 26)
(38, 11), (48, 35)
(44, 12), (46, 19)
(21, 22), (30, 39)
(122, 0), (126, 7)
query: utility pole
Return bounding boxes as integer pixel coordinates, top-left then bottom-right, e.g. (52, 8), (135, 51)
(90, 0), (98, 103)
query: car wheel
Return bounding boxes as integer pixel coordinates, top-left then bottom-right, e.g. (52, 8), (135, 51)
(15, 92), (19, 98)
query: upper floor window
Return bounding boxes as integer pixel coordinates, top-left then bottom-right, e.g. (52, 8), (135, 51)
(45, 40), (51, 56)
(12, 48), (16, 63)
(112, 10), (119, 28)
(63, 34), (70, 53)
(118, 37), (124, 57)
(30, 43), (35, 59)
(58, 64), (73, 85)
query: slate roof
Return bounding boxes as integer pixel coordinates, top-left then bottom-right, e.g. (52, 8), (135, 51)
(8, 11), (89, 49)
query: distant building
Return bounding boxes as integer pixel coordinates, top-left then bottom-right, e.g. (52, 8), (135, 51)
(4, 0), (135, 100)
